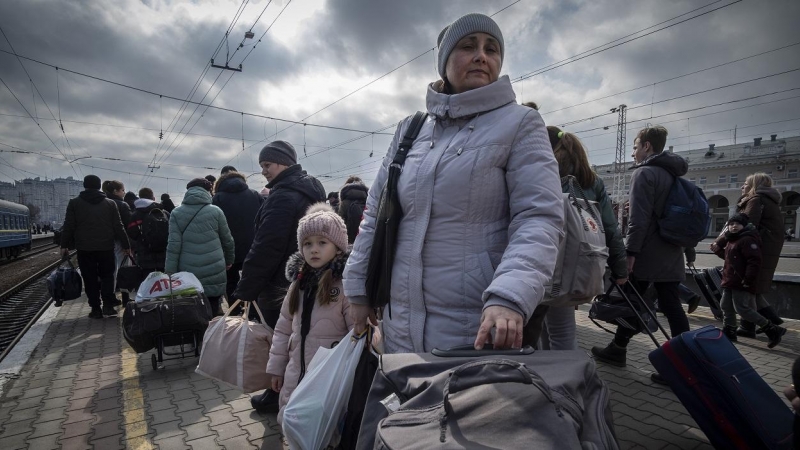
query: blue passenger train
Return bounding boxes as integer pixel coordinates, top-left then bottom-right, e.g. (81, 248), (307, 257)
(0, 199), (31, 258)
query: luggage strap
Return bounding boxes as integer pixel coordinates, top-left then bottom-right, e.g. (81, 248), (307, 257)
(660, 341), (749, 450)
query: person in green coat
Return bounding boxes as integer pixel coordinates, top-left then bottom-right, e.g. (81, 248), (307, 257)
(524, 125), (628, 350)
(165, 178), (235, 316)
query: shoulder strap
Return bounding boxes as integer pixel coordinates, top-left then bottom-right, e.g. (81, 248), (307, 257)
(391, 111), (428, 168)
(179, 204), (208, 235)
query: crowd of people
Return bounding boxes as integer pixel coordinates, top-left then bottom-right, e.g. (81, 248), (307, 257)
(56, 12), (793, 437)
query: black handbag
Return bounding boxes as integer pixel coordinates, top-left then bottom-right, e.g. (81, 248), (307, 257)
(364, 111), (427, 318)
(117, 255), (145, 291)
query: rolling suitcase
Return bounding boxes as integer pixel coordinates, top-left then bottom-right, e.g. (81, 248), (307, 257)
(356, 346), (620, 450)
(649, 325), (794, 449)
(690, 265), (723, 320)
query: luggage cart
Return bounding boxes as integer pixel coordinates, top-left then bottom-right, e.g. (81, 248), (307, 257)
(151, 330), (202, 370)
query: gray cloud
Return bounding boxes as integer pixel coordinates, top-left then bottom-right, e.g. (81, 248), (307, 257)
(1, 0), (799, 200)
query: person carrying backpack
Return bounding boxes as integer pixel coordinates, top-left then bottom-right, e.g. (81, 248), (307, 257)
(592, 125), (691, 384)
(127, 187), (169, 277)
(527, 126), (627, 351)
(338, 176), (368, 244)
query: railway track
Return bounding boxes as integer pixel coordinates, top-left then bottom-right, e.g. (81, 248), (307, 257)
(0, 240), (60, 268)
(0, 252), (75, 363)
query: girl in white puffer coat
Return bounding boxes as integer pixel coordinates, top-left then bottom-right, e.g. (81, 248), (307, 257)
(266, 203), (353, 424)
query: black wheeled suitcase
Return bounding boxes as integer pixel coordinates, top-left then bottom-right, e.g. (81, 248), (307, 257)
(47, 258), (83, 306)
(649, 325), (794, 449)
(690, 266), (723, 320)
(356, 346), (620, 450)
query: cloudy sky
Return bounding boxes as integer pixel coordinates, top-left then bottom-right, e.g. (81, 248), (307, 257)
(1, 0), (798, 202)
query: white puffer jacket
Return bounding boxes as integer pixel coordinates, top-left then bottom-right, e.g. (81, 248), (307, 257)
(343, 76), (564, 353)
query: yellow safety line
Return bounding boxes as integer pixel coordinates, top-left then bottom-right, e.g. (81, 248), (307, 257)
(119, 318), (154, 450)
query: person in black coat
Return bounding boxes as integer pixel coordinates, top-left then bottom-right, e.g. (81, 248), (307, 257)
(123, 191), (138, 211)
(212, 169), (263, 311)
(231, 141), (325, 413)
(61, 175), (131, 318)
(127, 191), (169, 277)
(338, 176), (369, 244)
(160, 193), (176, 213)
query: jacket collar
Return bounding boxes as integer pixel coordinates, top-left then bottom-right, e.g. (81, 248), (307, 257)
(285, 250), (350, 282)
(426, 75), (516, 120)
(267, 164), (303, 189)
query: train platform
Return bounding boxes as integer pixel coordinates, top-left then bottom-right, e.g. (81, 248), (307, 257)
(0, 296), (796, 450)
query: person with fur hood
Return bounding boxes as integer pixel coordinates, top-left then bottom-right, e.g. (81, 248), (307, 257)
(265, 203), (353, 426)
(713, 213), (786, 347)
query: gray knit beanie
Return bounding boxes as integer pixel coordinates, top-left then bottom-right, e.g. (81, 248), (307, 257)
(259, 140), (297, 166)
(437, 13), (504, 79)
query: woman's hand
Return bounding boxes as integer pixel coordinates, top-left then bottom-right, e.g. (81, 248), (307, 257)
(271, 376), (283, 392)
(350, 303), (377, 335)
(710, 243), (719, 253)
(615, 277), (628, 285)
(474, 305), (523, 350)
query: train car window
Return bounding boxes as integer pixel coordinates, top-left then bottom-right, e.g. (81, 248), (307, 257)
(3, 215), (7, 230)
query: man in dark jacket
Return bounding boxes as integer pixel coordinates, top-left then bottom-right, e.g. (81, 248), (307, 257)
(127, 188), (169, 278)
(231, 140), (325, 412)
(592, 126), (691, 380)
(212, 168), (263, 312)
(61, 175), (131, 318)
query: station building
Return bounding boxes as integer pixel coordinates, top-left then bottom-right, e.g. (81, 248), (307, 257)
(594, 134), (800, 237)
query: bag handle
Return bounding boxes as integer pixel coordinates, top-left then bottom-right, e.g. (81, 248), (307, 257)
(564, 175), (604, 234)
(120, 254), (139, 267)
(431, 344), (535, 358)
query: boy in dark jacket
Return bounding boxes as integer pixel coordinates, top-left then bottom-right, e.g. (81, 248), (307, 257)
(714, 214), (786, 347)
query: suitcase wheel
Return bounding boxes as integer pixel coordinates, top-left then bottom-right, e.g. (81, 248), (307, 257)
(151, 354), (158, 371)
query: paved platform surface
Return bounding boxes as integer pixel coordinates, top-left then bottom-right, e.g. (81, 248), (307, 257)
(0, 296), (796, 449)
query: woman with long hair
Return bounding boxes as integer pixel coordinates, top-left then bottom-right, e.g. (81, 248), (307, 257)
(712, 172), (785, 336)
(536, 126), (628, 350)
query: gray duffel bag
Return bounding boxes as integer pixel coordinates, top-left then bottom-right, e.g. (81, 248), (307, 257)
(357, 347), (619, 450)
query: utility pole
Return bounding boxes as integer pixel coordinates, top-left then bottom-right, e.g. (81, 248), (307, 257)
(611, 104), (627, 226)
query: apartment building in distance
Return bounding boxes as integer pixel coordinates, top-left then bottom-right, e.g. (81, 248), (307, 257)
(0, 176), (83, 226)
(594, 134), (800, 237)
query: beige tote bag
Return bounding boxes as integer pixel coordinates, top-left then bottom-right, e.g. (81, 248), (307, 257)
(195, 300), (273, 393)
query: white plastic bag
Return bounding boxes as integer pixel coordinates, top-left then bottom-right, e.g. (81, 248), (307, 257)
(282, 329), (365, 450)
(134, 271), (204, 302)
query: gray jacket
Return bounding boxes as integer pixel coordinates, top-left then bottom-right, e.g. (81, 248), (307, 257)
(626, 151), (688, 282)
(343, 76), (564, 353)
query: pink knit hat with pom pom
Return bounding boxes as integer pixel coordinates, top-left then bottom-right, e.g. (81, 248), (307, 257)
(297, 203), (349, 254)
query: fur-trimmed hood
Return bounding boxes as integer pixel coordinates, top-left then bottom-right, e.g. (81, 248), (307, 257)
(285, 250), (350, 282)
(214, 171), (249, 194)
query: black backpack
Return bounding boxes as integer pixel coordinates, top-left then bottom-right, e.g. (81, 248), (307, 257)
(141, 208), (169, 252)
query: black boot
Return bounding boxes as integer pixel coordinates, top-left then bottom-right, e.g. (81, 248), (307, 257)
(591, 342), (627, 367)
(722, 326), (738, 342)
(250, 389), (279, 413)
(737, 320), (756, 338)
(758, 306), (784, 326)
(761, 323), (787, 349)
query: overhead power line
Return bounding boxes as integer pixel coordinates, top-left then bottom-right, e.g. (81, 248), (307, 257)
(539, 41), (800, 116)
(511, 0), (742, 83)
